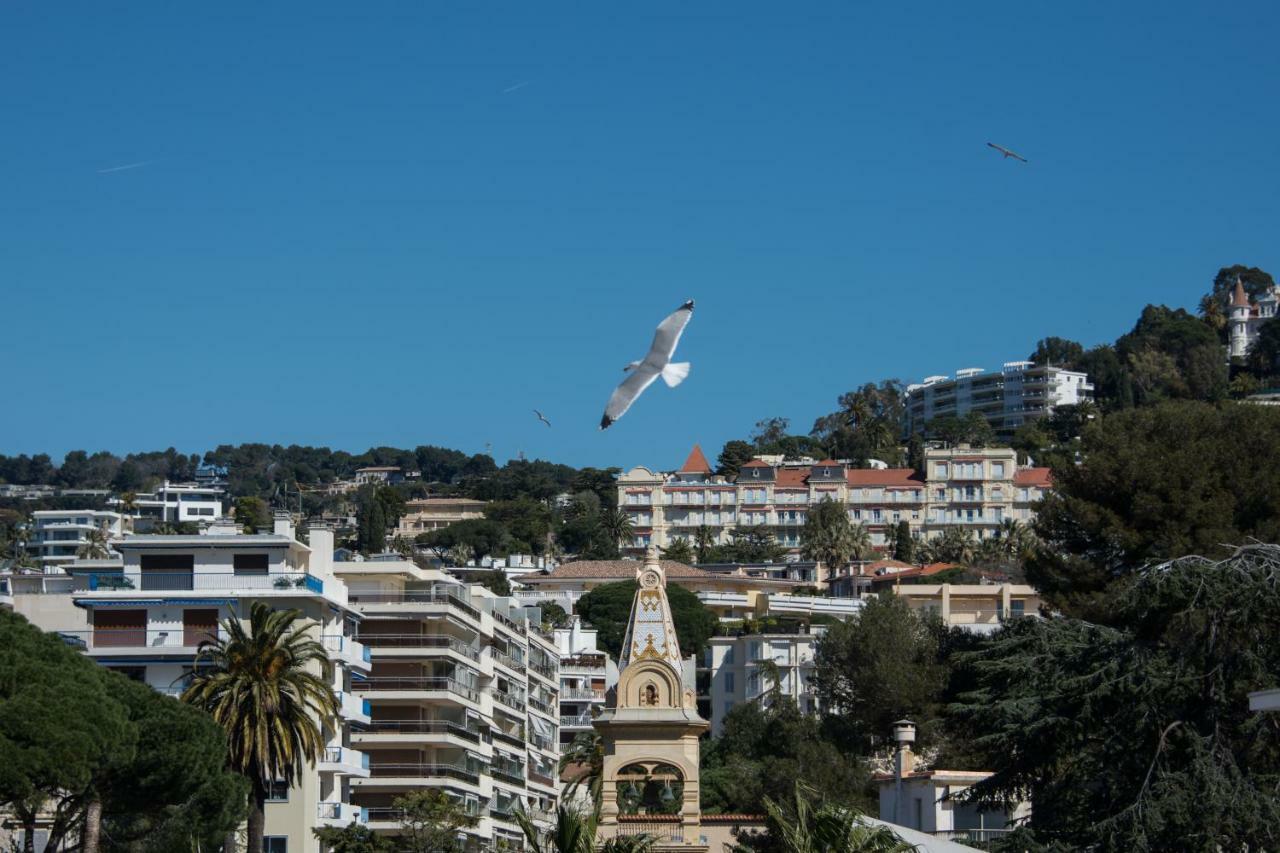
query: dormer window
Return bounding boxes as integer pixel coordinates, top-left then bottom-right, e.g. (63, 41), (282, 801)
(821, 468), (829, 477)
(751, 470), (759, 478)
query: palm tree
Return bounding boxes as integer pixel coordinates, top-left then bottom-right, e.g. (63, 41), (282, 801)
(119, 491), (138, 516)
(849, 522), (873, 561)
(76, 522), (113, 560)
(598, 508), (635, 552)
(560, 731), (604, 809)
(800, 499), (865, 579)
(181, 602), (339, 853)
(762, 783), (915, 853)
(995, 519), (1035, 560)
(693, 525), (715, 562)
(515, 805), (655, 853)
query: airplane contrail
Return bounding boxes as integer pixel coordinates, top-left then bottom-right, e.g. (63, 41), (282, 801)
(97, 161), (151, 174)
(502, 81), (530, 94)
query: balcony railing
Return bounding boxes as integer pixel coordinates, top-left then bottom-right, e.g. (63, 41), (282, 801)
(528, 696), (555, 715)
(74, 571), (322, 594)
(494, 691), (526, 711)
(57, 628), (220, 649)
(357, 634), (480, 660)
(560, 687), (605, 701)
(560, 714), (594, 727)
(361, 720), (480, 742)
(530, 662), (558, 680)
(351, 677), (481, 703)
(322, 747), (370, 770)
(348, 590), (480, 620)
(491, 610), (525, 634)
(367, 763), (481, 785)
(491, 648), (527, 673)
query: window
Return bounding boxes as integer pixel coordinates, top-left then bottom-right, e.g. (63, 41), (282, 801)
(725, 672), (735, 693)
(233, 553), (269, 575)
(139, 553), (194, 591)
(723, 646), (735, 665)
(992, 463), (1005, 478)
(936, 462), (948, 478)
(263, 837), (287, 853)
(265, 780), (289, 802)
(1011, 600), (1025, 617)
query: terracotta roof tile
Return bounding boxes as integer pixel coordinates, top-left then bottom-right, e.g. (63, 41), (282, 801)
(774, 468), (809, 487)
(1013, 467), (1052, 487)
(1232, 277), (1251, 308)
(846, 468), (925, 487)
(740, 459), (772, 469)
(679, 444), (713, 474)
(524, 559), (710, 582)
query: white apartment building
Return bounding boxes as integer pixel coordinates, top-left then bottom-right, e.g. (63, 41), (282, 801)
(54, 518), (369, 853)
(704, 627), (828, 735)
(617, 445), (1052, 558)
(552, 617), (619, 748)
(906, 361), (1093, 436)
(128, 481), (225, 526)
(26, 510), (127, 570)
(335, 558), (560, 850)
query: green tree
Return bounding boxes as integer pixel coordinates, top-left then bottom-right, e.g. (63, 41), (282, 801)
(920, 526), (976, 564)
(515, 804), (656, 853)
(486, 498), (554, 554)
(181, 602), (338, 853)
(891, 521), (913, 563)
(800, 499), (868, 579)
(1028, 400), (1280, 616)
(660, 537), (695, 564)
(560, 730), (605, 809)
(478, 568), (512, 596)
(1200, 265), (1276, 338)
(716, 440), (756, 478)
(394, 789), (479, 853)
(76, 521), (113, 560)
(924, 411), (996, 447)
(1028, 337), (1085, 369)
(722, 524), (785, 563)
(313, 822), (397, 852)
(598, 508), (635, 552)
(575, 580), (717, 661)
(812, 594), (945, 748)
(1246, 318), (1280, 379)
(746, 783), (914, 853)
(539, 601), (569, 629)
(950, 545), (1280, 851)
(0, 611), (134, 853)
(417, 518), (512, 565)
(358, 494), (388, 554)
(693, 525), (716, 562)
(234, 496), (271, 534)
(810, 381), (906, 464)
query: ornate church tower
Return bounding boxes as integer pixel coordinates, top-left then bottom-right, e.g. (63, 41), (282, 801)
(1230, 276), (1252, 360)
(595, 549), (708, 849)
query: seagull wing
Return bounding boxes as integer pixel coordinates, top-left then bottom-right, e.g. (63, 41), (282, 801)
(641, 300), (694, 369)
(986, 142), (1007, 155)
(600, 364), (661, 430)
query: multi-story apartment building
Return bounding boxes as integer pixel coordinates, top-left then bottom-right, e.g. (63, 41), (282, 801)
(334, 558), (560, 850)
(617, 446), (1052, 558)
(905, 361), (1093, 436)
(882, 581), (1042, 634)
(704, 627), (828, 735)
(26, 509), (127, 570)
(394, 498), (487, 540)
(552, 617), (618, 748)
(55, 518), (369, 852)
(127, 481), (225, 526)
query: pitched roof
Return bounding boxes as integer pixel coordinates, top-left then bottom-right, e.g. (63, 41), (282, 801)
(523, 559), (711, 582)
(679, 444), (713, 474)
(1232, 277), (1251, 308)
(1013, 467), (1052, 487)
(739, 459), (772, 469)
(846, 468), (926, 487)
(774, 468), (810, 488)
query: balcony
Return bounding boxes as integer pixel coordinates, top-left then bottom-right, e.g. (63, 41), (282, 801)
(354, 720), (481, 745)
(351, 677), (482, 704)
(337, 691), (372, 724)
(318, 746), (371, 778)
(365, 762), (482, 786)
(321, 634), (372, 671)
(357, 634), (481, 661)
(348, 591), (481, 622)
(490, 648), (527, 674)
(316, 802), (367, 827)
(560, 713), (594, 728)
(494, 691), (526, 712)
(74, 571), (323, 596)
(600, 816), (684, 843)
(529, 696), (555, 716)
(57, 628), (221, 653)
(561, 655), (607, 674)
(490, 609), (526, 636)
(560, 687), (605, 701)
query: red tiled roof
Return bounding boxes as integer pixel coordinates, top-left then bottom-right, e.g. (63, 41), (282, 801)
(1013, 467), (1052, 487)
(679, 444), (713, 474)
(865, 558), (916, 574)
(814, 459), (841, 467)
(846, 468), (925, 487)
(774, 468), (809, 487)
(523, 559), (711, 582)
(740, 459), (772, 469)
(1232, 277), (1251, 308)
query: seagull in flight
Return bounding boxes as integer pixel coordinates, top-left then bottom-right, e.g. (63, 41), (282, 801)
(986, 142), (1028, 163)
(97, 161), (151, 174)
(600, 300), (694, 430)
(533, 409), (552, 428)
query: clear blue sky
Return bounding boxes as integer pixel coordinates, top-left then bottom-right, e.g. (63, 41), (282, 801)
(4, 2), (1278, 472)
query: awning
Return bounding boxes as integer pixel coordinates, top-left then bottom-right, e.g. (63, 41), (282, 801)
(528, 714), (554, 740)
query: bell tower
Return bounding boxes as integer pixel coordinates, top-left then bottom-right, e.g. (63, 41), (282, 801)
(595, 549), (708, 849)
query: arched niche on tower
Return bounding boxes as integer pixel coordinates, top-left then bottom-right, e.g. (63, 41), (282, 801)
(617, 660), (682, 710)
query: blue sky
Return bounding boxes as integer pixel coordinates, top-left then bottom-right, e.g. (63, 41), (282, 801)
(4, 2), (1278, 472)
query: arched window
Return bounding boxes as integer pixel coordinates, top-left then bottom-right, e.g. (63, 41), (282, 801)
(615, 762), (684, 815)
(642, 683), (659, 706)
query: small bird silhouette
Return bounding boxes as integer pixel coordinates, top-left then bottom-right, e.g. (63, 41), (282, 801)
(986, 142), (1028, 163)
(533, 409), (552, 428)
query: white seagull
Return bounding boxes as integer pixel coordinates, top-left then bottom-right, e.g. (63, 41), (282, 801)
(986, 142), (1028, 163)
(533, 409), (552, 428)
(600, 300), (694, 430)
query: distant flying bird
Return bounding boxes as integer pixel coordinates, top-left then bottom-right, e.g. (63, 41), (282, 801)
(97, 161), (151, 174)
(600, 300), (694, 430)
(502, 81), (530, 94)
(533, 409), (552, 428)
(986, 143), (1027, 163)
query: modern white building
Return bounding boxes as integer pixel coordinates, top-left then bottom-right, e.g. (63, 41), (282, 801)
(1228, 277), (1280, 360)
(704, 627), (828, 735)
(26, 510), (126, 570)
(553, 617), (619, 748)
(55, 517), (369, 853)
(334, 557), (561, 850)
(128, 481), (225, 526)
(905, 362), (1093, 436)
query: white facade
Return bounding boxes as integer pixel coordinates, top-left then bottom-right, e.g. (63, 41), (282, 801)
(27, 510), (126, 570)
(129, 481), (225, 525)
(1229, 278), (1279, 359)
(705, 629), (825, 735)
(906, 362), (1093, 435)
(553, 617), (619, 747)
(335, 559), (561, 850)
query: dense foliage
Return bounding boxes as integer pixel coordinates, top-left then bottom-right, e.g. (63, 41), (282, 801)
(575, 580), (717, 660)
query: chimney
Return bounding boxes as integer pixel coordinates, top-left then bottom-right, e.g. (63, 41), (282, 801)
(272, 511), (294, 540)
(309, 526), (334, 578)
(892, 719), (917, 827)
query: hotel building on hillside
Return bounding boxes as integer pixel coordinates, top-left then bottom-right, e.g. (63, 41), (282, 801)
(905, 361), (1093, 437)
(26, 510), (128, 570)
(393, 497), (488, 540)
(127, 481), (225, 527)
(334, 558), (561, 850)
(54, 517), (370, 852)
(703, 625), (834, 735)
(616, 445), (1051, 557)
